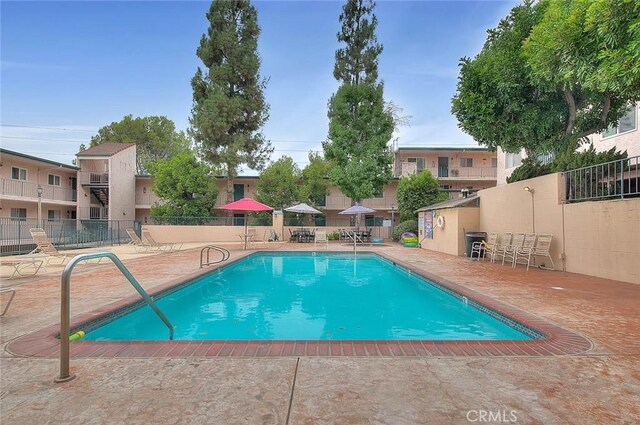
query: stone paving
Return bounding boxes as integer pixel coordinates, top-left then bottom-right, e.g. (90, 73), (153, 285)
(1, 242), (638, 424)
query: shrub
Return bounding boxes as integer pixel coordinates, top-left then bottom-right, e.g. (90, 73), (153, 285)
(391, 220), (418, 241)
(506, 157), (553, 183)
(327, 231), (340, 241)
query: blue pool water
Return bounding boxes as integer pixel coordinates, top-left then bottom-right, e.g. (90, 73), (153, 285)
(85, 253), (533, 341)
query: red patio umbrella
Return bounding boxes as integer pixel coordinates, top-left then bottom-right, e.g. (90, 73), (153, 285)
(219, 198), (273, 249)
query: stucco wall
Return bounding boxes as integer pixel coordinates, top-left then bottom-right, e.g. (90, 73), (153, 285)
(143, 225), (275, 244)
(419, 207), (480, 256)
(478, 172), (640, 284)
(108, 147), (137, 220)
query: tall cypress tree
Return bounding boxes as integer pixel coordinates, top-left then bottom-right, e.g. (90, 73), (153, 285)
(323, 0), (395, 205)
(190, 0), (272, 202)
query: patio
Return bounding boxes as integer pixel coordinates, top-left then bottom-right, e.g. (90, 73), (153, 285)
(1, 242), (638, 424)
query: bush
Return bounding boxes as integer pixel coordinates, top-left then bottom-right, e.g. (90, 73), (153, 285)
(506, 157), (553, 183)
(327, 231), (340, 241)
(391, 220), (418, 241)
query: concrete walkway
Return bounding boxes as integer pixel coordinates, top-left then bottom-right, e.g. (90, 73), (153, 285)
(1, 243), (638, 424)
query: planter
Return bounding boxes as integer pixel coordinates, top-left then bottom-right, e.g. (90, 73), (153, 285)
(403, 242), (419, 248)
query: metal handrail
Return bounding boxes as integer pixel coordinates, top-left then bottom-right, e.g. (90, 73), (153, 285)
(55, 252), (174, 383)
(200, 245), (230, 268)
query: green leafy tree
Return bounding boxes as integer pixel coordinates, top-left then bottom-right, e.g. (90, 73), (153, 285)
(396, 170), (448, 220)
(90, 115), (191, 173)
(323, 0), (395, 205)
(255, 156), (300, 210)
(300, 152), (332, 207)
(148, 151), (218, 217)
(190, 0), (272, 204)
(451, 0), (639, 156)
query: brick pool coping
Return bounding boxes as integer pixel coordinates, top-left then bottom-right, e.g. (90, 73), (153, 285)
(7, 251), (593, 358)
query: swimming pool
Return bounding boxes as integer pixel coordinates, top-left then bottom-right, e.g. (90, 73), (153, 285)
(84, 253), (536, 341)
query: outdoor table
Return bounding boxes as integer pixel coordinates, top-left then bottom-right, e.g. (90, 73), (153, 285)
(238, 233), (255, 249)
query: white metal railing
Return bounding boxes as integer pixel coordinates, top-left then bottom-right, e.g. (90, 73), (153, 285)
(78, 171), (109, 185)
(394, 164), (497, 179)
(0, 178), (77, 202)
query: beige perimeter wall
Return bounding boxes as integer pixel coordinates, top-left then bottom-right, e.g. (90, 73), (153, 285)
(478, 173), (640, 284)
(143, 225), (275, 244)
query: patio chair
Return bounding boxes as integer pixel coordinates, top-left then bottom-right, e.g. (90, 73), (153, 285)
(314, 230), (329, 249)
(29, 228), (107, 265)
(502, 233), (525, 266)
(126, 228), (152, 252)
(530, 234), (555, 270)
(142, 230), (182, 251)
(289, 229), (296, 242)
(512, 234), (538, 269)
(2, 255), (46, 279)
(490, 232), (512, 264)
(470, 232), (498, 261)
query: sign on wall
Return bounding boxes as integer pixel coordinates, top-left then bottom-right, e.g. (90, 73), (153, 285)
(425, 211), (434, 239)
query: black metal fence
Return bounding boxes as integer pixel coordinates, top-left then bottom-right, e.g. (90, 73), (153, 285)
(0, 218), (140, 256)
(149, 215), (273, 226)
(564, 155), (639, 202)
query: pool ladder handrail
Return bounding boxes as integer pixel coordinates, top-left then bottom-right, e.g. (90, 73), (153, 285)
(200, 245), (230, 268)
(55, 251), (174, 383)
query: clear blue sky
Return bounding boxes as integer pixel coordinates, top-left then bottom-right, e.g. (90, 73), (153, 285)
(1, 0), (516, 171)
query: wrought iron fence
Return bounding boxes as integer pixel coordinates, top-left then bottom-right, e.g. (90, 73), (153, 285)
(148, 215), (273, 226)
(0, 218), (140, 256)
(564, 155), (639, 202)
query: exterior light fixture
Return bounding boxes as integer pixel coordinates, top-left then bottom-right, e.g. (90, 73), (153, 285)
(523, 186), (534, 194)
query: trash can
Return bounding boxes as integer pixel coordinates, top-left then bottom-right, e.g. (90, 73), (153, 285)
(465, 231), (487, 258)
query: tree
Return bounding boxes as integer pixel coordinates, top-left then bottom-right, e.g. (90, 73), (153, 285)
(323, 0), (395, 205)
(255, 156), (300, 210)
(148, 151), (218, 217)
(451, 0), (640, 156)
(90, 115), (191, 173)
(299, 152), (332, 207)
(396, 170), (448, 220)
(190, 0), (272, 204)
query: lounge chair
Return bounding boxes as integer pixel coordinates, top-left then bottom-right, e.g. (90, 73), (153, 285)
(126, 228), (153, 252)
(470, 232), (498, 261)
(502, 233), (525, 265)
(29, 228), (107, 265)
(490, 232), (512, 263)
(530, 234), (555, 270)
(2, 255), (46, 279)
(314, 230), (329, 249)
(511, 234), (537, 269)
(142, 230), (181, 251)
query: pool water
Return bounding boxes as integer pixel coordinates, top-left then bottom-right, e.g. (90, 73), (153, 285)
(85, 253), (533, 341)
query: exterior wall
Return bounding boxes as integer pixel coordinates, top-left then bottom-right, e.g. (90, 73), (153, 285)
(478, 172), (639, 284)
(394, 149), (497, 181)
(419, 207), (480, 256)
(0, 152), (78, 216)
(563, 199), (640, 284)
(108, 147), (137, 220)
(143, 225), (275, 244)
(76, 157), (108, 219)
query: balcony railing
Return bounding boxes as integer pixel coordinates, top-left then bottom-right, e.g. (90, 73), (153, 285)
(394, 163), (496, 179)
(0, 178), (77, 203)
(77, 207), (109, 220)
(135, 193), (162, 206)
(564, 155), (639, 202)
(79, 171), (109, 185)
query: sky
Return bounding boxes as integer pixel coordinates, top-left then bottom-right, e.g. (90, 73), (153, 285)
(1, 0), (517, 172)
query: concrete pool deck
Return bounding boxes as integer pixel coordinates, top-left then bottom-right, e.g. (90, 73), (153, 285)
(1, 242), (638, 424)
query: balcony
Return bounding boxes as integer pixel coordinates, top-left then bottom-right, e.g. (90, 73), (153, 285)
(135, 193), (162, 207)
(77, 207), (109, 220)
(394, 163), (496, 180)
(0, 178), (77, 203)
(79, 171), (109, 186)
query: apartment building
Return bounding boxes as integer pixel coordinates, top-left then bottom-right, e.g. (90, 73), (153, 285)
(0, 149), (79, 222)
(498, 103), (639, 185)
(393, 147), (497, 197)
(2, 144), (496, 229)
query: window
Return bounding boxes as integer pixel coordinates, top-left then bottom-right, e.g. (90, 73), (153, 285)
(10, 208), (27, 221)
(460, 158), (473, 168)
(407, 157), (425, 172)
(11, 167), (27, 181)
(505, 153), (522, 168)
(603, 105), (637, 138)
(491, 158), (498, 168)
(440, 184), (450, 190)
(48, 174), (61, 186)
(48, 210), (61, 221)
